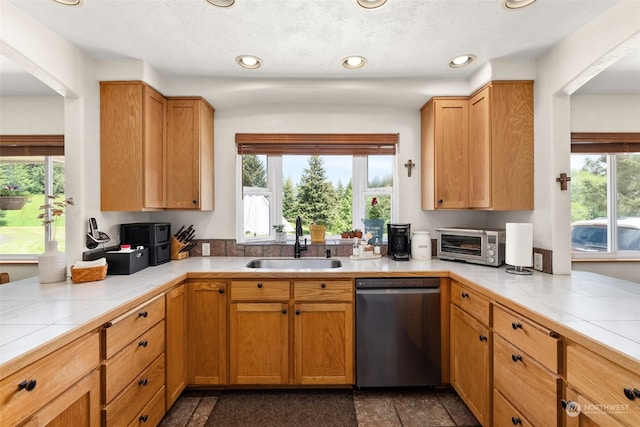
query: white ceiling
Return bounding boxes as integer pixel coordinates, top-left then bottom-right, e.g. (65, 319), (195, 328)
(1, 0), (639, 106)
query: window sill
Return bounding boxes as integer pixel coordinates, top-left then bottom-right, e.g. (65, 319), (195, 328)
(0, 255), (39, 264)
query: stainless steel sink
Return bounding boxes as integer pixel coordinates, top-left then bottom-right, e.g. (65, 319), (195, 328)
(245, 258), (342, 269)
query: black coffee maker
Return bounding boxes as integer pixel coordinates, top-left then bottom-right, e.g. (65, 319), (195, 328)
(387, 223), (411, 261)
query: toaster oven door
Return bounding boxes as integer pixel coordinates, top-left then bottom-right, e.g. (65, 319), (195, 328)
(438, 232), (484, 259)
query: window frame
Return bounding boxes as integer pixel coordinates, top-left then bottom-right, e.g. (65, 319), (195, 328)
(236, 134), (399, 243)
(570, 132), (640, 261)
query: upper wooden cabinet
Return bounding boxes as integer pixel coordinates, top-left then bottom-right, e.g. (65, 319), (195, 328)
(166, 97), (215, 210)
(101, 81), (166, 211)
(421, 97), (469, 210)
(421, 81), (534, 211)
(100, 83), (215, 211)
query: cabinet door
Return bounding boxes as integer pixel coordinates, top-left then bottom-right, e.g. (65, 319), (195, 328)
(165, 284), (186, 408)
(468, 86), (491, 208)
(187, 281), (227, 385)
(229, 302), (289, 385)
(166, 99), (199, 209)
(143, 85), (166, 208)
(294, 303), (353, 385)
(421, 98), (469, 209)
(20, 370), (100, 427)
(166, 98), (214, 210)
(100, 82), (144, 211)
(488, 81), (534, 210)
(450, 305), (491, 426)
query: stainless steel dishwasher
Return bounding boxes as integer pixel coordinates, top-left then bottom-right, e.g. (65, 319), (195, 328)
(355, 277), (441, 388)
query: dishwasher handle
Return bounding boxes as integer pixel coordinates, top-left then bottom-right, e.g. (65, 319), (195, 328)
(356, 287), (439, 295)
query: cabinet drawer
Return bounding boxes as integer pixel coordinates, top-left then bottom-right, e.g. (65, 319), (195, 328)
(294, 280), (353, 302)
(103, 295), (165, 359)
(450, 281), (490, 325)
(231, 281), (290, 301)
(493, 335), (559, 427)
(103, 355), (165, 427)
(567, 344), (640, 427)
(0, 332), (100, 427)
(493, 304), (560, 373)
(493, 389), (533, 427)
(102, 320), (165, 403)
(128, 386), (165, 427)
(565, 387), (625, 427)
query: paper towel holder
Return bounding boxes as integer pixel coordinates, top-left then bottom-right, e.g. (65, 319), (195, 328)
(506, 223), (533, 275)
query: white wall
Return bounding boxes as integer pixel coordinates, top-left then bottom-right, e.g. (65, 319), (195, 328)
(0, 96), (64, 133)
(571, 94), (640, 132)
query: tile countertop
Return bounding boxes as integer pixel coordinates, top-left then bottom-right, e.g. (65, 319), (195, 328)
(1, 256), (639, 374)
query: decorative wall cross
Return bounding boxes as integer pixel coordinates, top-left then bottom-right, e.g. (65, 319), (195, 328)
(556, 173), (571, 191)
(404, 159), (416, 177)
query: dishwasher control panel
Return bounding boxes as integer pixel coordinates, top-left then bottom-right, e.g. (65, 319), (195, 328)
(355, 277), (440, 289)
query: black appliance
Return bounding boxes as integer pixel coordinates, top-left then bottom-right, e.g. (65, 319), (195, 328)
(387, 223), (411, 260)
(120, 222), (171, 265)
(356, 277), (441, 387)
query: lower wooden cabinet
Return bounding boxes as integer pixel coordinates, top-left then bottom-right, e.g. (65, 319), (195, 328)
(229, 302), (289, 384)
(294, 302), (353, 385)
(493, 388), (533, 427)
(101, 298), (166, 426)
(566, 343), (640, 426)
(187, 281), (227, 385)
(564, 387), (625, 427)
(165, 284), (187, 408)
(227, 279), (355, 386)
(0, 332), (100, 427)
(450, 304), (491, 426)
(20, 370), (101, 427)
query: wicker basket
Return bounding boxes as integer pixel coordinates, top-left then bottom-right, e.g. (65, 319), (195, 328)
(71, 264), (108, 284)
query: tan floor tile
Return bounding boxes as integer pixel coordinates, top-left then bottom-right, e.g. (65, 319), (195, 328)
(438, 393), (480, 426)
(160, 396), (202, 427)
(353, 392), (402, 427)
(188, 395), (219, 427)
(393, 393), (456, 427)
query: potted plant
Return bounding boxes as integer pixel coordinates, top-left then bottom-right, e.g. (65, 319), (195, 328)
(363, 197), (385, 243)
(273, 224), (287, 243)
(36, 195), (74, 284)
(308, 222), (326, 243)
(0, 184), (30, 210)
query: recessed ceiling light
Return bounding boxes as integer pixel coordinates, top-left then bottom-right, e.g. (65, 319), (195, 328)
(52, 0), (83, 6)
(236, 55), (262, 69)
(204, 0), (235, 6)
(342, 56), (367, 69)
(357, 0), (388, 9)
(449, 54), (476, 68)
(503, 0), (536, 10)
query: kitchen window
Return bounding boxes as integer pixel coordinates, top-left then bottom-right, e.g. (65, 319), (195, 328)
(570, 133), (640, 259)
(236, 133), (397, 242)
(0, 135), (65, 259)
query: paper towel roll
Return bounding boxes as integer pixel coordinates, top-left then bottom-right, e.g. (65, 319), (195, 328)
(506, 223), (533, 267)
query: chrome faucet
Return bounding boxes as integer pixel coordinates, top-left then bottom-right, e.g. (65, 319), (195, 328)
(294, 216), (307, 258)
